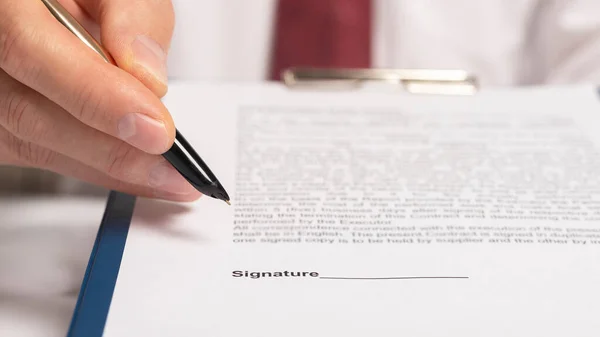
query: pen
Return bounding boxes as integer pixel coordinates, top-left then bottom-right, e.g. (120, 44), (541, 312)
(40, 0), (231, 205)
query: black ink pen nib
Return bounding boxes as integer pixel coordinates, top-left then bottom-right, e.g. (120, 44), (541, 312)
(210, 186), (231, 206)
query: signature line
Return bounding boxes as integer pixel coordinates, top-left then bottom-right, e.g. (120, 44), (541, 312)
(319, 276), (469, 280)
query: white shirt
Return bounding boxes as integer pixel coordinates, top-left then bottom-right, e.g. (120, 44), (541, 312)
(167, 0), (600, 86)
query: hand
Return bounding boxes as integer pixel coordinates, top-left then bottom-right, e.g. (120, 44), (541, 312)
(0, 0), (201, 201)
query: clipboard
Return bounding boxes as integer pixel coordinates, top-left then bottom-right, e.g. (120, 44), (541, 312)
(67, 191), (136, 337)
(281, 67), (479, 95)
(66, 67), (479, 337)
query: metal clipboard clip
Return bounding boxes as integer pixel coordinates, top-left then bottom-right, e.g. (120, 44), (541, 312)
(281, 67), (479, 95)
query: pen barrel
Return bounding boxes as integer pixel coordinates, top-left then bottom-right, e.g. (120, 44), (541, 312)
(40, 0), (116, 64)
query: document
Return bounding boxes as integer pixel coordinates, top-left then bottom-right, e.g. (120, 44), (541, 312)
(102, 83), (600, 336)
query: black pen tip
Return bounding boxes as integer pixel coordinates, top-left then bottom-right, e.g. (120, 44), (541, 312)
(224, 200), (231, 206)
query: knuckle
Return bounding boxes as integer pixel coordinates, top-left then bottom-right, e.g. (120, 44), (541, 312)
(0, 89), (47, 142)
(0, 90), (25, 130)
(105, 141), (137, 178)
(70, 80), (105, 125)
(0, 18), (40, 82)
(2, 90), (29, 132)
(7, 133), (55, 168)
(0, 17), (25, 68)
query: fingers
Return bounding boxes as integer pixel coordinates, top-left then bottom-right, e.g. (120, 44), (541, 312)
(0, 126), (200, 202)
(1, 135), (200, 202)
(77, 0), (175, 97)
(0, 0), (175, 155)
(0, 69), (200, 201)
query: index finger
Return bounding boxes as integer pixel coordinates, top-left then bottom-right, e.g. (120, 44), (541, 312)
(0, 0), (175, 155)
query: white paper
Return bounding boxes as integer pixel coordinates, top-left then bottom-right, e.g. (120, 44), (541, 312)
(103, 82), (600, 337)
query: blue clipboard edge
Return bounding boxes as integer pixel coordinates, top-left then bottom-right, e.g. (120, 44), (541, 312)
(67, 191), (137, 337)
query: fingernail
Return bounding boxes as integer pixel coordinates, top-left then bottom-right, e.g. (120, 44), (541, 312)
(148, 162), (197, 195)
(132, 35), (168, 85)
(118, 113), (169, 154)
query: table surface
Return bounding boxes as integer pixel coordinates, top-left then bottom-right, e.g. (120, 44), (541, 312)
(1, 168), (110, 337)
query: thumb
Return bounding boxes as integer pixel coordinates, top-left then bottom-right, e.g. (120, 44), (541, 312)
(78, 0), (175, 97)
